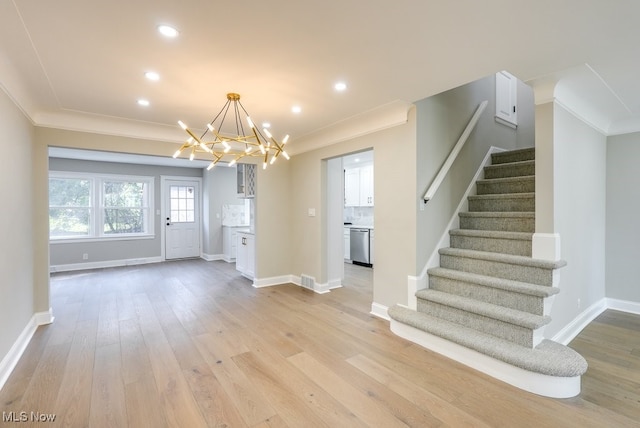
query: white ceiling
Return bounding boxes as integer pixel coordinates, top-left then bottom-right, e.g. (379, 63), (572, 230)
(2, 0), (640, 164)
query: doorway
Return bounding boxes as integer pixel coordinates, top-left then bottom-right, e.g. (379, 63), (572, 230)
(325, 150), (374, 292)
(162, 177), (202, 260)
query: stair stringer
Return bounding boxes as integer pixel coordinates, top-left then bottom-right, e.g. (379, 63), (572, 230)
(409, 146), (506, 310)
(390, 316), (580, 398)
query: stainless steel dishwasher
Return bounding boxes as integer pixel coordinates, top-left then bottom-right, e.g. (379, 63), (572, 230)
(350, 228), (371, 267)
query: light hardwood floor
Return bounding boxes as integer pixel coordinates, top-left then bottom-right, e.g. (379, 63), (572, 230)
(1, 259), (638, 427)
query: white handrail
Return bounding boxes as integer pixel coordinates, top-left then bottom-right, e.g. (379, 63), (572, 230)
(422, 100), (488, 202)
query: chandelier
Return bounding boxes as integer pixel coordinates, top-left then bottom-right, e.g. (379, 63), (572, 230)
(173, 93), (290, 170)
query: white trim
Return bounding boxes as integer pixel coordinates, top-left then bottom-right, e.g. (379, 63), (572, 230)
(532, 233), (561, 261)
(370, 302), (390, 320)
(390, 319), (581, 398)
(411, 146), (504, 308)
(495, 116), (517, 129)
(551, 299), (607, 345)
(0, 309), (55, 391)
(201, 253), (224, 262)
(607, 297), (640, 315)
(422, 100), (488, 202)
(50, 256), (162, 273)
(252, 275), (296, 288)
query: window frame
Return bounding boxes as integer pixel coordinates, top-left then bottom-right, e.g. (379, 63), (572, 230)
(49, 171), (155, 243)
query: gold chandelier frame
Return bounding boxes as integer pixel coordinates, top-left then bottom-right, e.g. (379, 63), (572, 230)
(173, 93), (290, 170)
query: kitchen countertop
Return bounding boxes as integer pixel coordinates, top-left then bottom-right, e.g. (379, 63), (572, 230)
(344, 224), (374, 230)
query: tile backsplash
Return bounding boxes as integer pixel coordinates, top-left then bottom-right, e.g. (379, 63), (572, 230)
(222, 203), (250, 226)
(344, 206), (373, 226)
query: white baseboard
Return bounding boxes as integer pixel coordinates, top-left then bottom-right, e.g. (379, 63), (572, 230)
(370, 302), (389, 320)
(50, 256), (162, 273)
(0, 309), (55, 391)
(202, 253), (225, 262)
(551, 299), (607, 345)
(606, 297), (640, 314)
(253, 275), (296, 288)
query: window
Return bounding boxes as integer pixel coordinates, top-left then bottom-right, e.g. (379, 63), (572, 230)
(49, 172), (154, 241)
(169, 185), (195, 223)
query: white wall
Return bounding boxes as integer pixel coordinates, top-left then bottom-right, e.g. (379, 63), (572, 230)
(0, 88), (36, 365)
(202, 165), (242, 257)
(606, 132), (640, 303)
(415, 74), (534, 271)
(545, 103), (607, 337)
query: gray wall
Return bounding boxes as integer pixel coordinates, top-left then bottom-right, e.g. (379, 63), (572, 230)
(202, 165), (243, 257)
(49, 158), (202, 266)
(415, 74), (535, 270)
(606, 132), (640, 303)
(0, 88), (36, 367)
(545, 103), (607, 337)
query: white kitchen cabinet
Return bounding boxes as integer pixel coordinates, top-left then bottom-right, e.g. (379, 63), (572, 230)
(344, 227), (351, 260)
(344, 165), (374, 207)
(236, 232), (255, 279)
(344, 168), (360, 206)
(359, 164), (374, 206)
(223, 226), (249, 262)
(237, 163), (256, 198)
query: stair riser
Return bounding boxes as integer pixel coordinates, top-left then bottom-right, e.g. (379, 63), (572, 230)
(439, 254), (554, 286)
(468, 197), (534, 212)
(484, 163), (535, 179)
(459, 216), (535, 233)
(417, 300), (534, 347)
(428, 275), (544, 315)
(491, 149), (535, 165)
(477, 179), (535, 195)
(449, 234), (532, 257)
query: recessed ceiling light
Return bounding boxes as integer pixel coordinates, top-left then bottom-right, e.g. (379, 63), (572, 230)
(334, 82), (347, 91)
(157, 25), (179, 38)
(137, 99), (150, 107)
(292, 105), (302, 114)
(262, 122), (271, 128)
(144, 71), (160, 81)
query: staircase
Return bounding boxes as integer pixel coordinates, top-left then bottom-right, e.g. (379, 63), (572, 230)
(388, 147), (587, 398)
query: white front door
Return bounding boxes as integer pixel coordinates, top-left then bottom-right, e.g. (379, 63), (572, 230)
(164, 179), (200, 260)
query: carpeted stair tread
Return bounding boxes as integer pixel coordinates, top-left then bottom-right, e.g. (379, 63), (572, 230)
(427, 267), (559, 298)
(468, 192), (535, 202)
(476, 175), (535, 195)
(491, 147), (536, 164)
(449, 229), (532, 242)
(459, 211), (535, 219)
(388, 305), (587, 377)
(483, 162), (534, 180)
(416, 289), (550, 329)
(439, 247), (566, 270)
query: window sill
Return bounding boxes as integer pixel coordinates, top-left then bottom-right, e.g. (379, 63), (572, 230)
(50, 234), (155, 244)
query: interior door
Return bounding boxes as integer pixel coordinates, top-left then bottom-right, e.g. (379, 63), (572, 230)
(164, 179), (200, 259)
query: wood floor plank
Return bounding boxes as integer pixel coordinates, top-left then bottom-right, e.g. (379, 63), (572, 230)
(53, 318), (97, 427)
(346, 353), (491, 428)
(0, 260), (637, 427)
(124, 374), (168, 428)
(182, 363), (249, 428)
(193, 332), (276, 426)
(288, 352), (412, 427)
(89, 342), (127, 427)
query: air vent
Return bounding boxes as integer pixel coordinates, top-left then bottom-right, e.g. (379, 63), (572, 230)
(300, 274), (315, 290)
